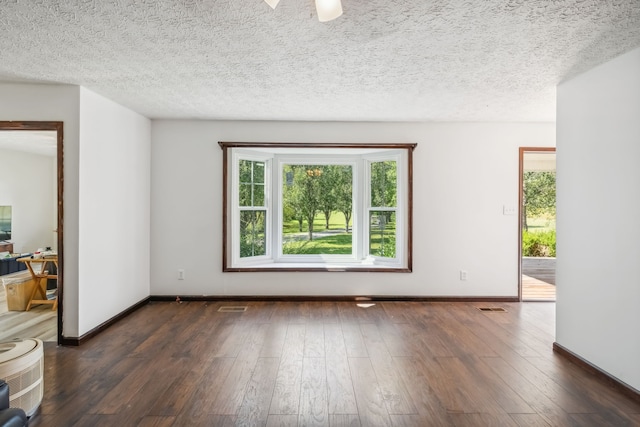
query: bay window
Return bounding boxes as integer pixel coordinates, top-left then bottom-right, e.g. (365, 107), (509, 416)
(220, 142), (415, 272)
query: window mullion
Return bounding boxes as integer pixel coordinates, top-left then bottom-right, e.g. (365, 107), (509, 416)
(272, 158), (281, 261)
(358, 156), (367, 260)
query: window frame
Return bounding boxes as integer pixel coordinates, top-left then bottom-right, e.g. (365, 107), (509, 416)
(230, 149), (273, 267)
(220, 142), (416, 272)
(275, 155), (359, 264)
(364, 152), (404, 265)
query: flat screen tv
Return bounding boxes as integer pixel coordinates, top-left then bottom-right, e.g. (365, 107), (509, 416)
(0, 206), (11, 241)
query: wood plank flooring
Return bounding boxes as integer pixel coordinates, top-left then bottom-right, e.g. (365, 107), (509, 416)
(0, 255), (556, 343)
(522, 257), (556, 301)
(0, 280), (56, 342)
(29, 301), (639, 426)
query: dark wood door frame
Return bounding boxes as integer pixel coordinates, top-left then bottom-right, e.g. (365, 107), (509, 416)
(0, 121), (64, 345)
(518, 147), (556, 301)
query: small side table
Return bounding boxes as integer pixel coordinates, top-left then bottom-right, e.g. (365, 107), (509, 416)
(17, 256), (58, 311)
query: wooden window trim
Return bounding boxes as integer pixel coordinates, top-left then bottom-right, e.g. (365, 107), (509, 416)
(219, 142), (416, 273)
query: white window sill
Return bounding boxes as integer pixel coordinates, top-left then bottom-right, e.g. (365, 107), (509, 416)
(225, 261), (411, 272)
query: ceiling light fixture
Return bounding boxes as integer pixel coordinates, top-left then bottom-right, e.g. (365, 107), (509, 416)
(264, 0), (343, 22)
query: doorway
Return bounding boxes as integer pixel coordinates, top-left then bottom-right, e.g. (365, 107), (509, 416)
(519, 148), (556, 301)
(0, 121), (63, 344)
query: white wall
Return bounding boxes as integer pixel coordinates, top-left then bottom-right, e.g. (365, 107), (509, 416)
(77, 87), (151, 336)
(51, 156), (58, 250)
(0, 83), (81, 337)
(0, 148), (55, 252)
(0, 83), (151, 339)
(151, 121), (554, 297)
(557, 47), (640, 391)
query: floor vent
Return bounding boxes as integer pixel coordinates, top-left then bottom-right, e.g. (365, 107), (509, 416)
(478, 307), (507, 312)
(217, 306), (248, 312)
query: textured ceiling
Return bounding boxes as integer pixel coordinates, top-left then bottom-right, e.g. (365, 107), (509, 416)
(1, 0), (639, 122)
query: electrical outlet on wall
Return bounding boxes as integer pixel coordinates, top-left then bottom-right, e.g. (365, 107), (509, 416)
(503, 205), (517, 215)
(460, 270), (468, 281)
(178, 269), (185, 280)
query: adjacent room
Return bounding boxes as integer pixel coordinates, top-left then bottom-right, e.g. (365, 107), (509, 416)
(0, 131), (58, 342)
(0, 1), (638, 426)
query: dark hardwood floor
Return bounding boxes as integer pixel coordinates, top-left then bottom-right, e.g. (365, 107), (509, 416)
(30, 301), (639, 426)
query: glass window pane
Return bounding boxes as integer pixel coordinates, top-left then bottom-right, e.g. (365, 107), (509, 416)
(239, 160), (266, 207)
(281, 164), (353, 255)
(371, 161), (397, 207)
(239, 184), (252, 206)
(369, 211), (396, 258)
(254, 162), (265, 184)
(239, 160), (252, 183)
(253, 184), (265, 206)
(240, 210), (267, 258)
